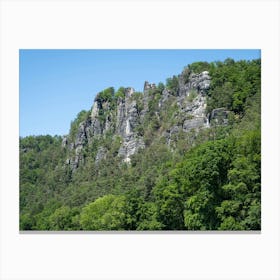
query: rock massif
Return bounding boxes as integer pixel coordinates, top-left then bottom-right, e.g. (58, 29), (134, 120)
(64, 69), (228, 170)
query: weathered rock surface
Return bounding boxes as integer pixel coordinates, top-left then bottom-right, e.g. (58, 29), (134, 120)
(210, 108), (229, 125)
(178, 70), (210, 97)
(144, 81), (156, 92)
(118, 135), (145, 163)
(62, 136), (68, 147)
(65, 68), (228, 171)
(116, 87), (145, 162)
(116, 87), (139, 136)
(95, 147), (107, 163)
(183, 117), (206, 132)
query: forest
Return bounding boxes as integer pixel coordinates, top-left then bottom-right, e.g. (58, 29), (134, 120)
(20, 58), (261, 230)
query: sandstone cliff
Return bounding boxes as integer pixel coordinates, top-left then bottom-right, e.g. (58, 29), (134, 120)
(63, 69), (228, 170)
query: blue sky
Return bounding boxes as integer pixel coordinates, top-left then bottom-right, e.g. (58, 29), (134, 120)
(19, 49), (260, 137)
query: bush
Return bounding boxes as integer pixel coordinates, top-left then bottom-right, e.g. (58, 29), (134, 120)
(166, 75), (179, 95)
(187, 89), (198, 102)
(115, 87), (125, 99)
(96, 87), (115, 103)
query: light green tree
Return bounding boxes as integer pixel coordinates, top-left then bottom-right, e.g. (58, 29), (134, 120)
(80, 194), (126, 230)
(49, 206), (80, 230)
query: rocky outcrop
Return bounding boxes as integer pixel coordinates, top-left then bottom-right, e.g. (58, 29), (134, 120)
(158, 88), (172, 108)
(162, 71), (211, 146)
(95, 147), (107, 163)
(182, 94), (209, 132)
(65, 87), (146, 170)
(116, 88), (138, 135)
(189, 71), (211, 94)
(65, 68), (228, 171)
(210, 108), (229, 125)
(118, 135), (145, 163)
(178, 70), (210, 97)
(144, 81), (156, 92)
(116, 87), (145, 162)
(62, 136), (68, 148)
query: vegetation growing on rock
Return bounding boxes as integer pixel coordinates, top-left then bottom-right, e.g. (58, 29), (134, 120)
(20, 58), (261, 230)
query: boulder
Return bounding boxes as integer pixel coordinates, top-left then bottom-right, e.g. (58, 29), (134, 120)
(183, 117), (205, 132)
(210, 108), (229, 125)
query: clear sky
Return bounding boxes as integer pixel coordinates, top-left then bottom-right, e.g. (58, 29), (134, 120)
(19, 49), (261, 137)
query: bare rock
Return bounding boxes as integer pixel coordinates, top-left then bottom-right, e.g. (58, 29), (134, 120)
(210, 108), (229, 125)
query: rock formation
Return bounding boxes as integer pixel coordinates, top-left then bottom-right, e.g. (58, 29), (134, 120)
(64, 69), (228, 170)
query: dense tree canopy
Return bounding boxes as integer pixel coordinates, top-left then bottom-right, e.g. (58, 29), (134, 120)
(20, 58), (261, 231)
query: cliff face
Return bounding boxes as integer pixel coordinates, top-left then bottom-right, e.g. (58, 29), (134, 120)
(64, 69), (227, 170)
(115, 88), (145, 163)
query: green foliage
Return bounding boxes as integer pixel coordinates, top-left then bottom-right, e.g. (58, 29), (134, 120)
(207, 59), (261, 114)
(94, 87), (118, 124)
(166, 75), (179, 95)
(33, 199), (62, 230)
(49, 206), (80, 230)
(216, 130), (261, 230)
(122, 189), (163, 230)
(157, 96), (178, 131)
(156, 138), (232, 230)
(136, 202), (163, 230)
(80, 195), (127, 230)
(206, 82), (233, 113)
(20, 134), (67, 230)
(182, 67), (191, 83)
(115, 87), (125, 99)
(234, 89), (261, 131)
(153, 183), (185, 229)
(20, 213), (35, 230)
(150, 128), (260, 230)
(96, 87), (115, 103)
(20, 57), (261, 231)
(69, 110), (90, 141)
(188, 61), (211, 73)
(132, 91), (144, 115)
(187, 89), (198, 102)
(157, 82), (165, 92)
